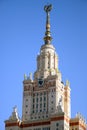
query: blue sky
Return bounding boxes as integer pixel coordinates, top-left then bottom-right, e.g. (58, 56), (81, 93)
(0, 0), (87, 129)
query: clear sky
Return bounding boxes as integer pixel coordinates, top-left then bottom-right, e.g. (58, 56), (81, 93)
(0, 0), (87, 129)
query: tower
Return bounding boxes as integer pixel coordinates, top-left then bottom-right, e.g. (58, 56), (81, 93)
(22, 4), (71, 129)
(4, 4), (87, 130)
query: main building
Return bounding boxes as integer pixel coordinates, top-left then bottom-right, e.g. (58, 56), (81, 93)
(5, 4), (87, 130)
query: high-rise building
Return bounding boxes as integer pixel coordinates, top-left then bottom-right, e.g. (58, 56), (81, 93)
(5, 4), (87, 130)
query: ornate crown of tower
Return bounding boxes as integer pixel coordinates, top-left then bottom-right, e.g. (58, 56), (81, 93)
(34, 4), (60, 80)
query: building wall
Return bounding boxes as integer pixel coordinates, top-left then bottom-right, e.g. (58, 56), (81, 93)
(22, 80), (33, 121)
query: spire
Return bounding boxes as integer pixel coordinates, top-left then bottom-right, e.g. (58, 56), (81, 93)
(44, 4), (52, 44)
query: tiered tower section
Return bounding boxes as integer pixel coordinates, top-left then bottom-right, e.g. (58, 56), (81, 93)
(34, 43), (58, 79)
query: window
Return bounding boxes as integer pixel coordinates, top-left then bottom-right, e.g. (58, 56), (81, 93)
(56, 122), (59, 130)
(26, 105), (28, 107)
(40, 109), (42, 112)
(33, 104), (34, 109)
(56, 123), (59, 127)
(44, 108), (46, 111)
(33, 98), (35, 103)
(51, 108), (53, 110)
(44, 103), (46, 107)
(26, 99), (28, 101)
(40, 97), (42, 101)
(36, 98), (38, 102)
(40, 104), (42, 108)
(44, 97), (46, 101)
(36, 104), (38, 108)
(32, 110), (34, 113)
(51, 101), (53, 104)
(46, 115), (48, 118)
